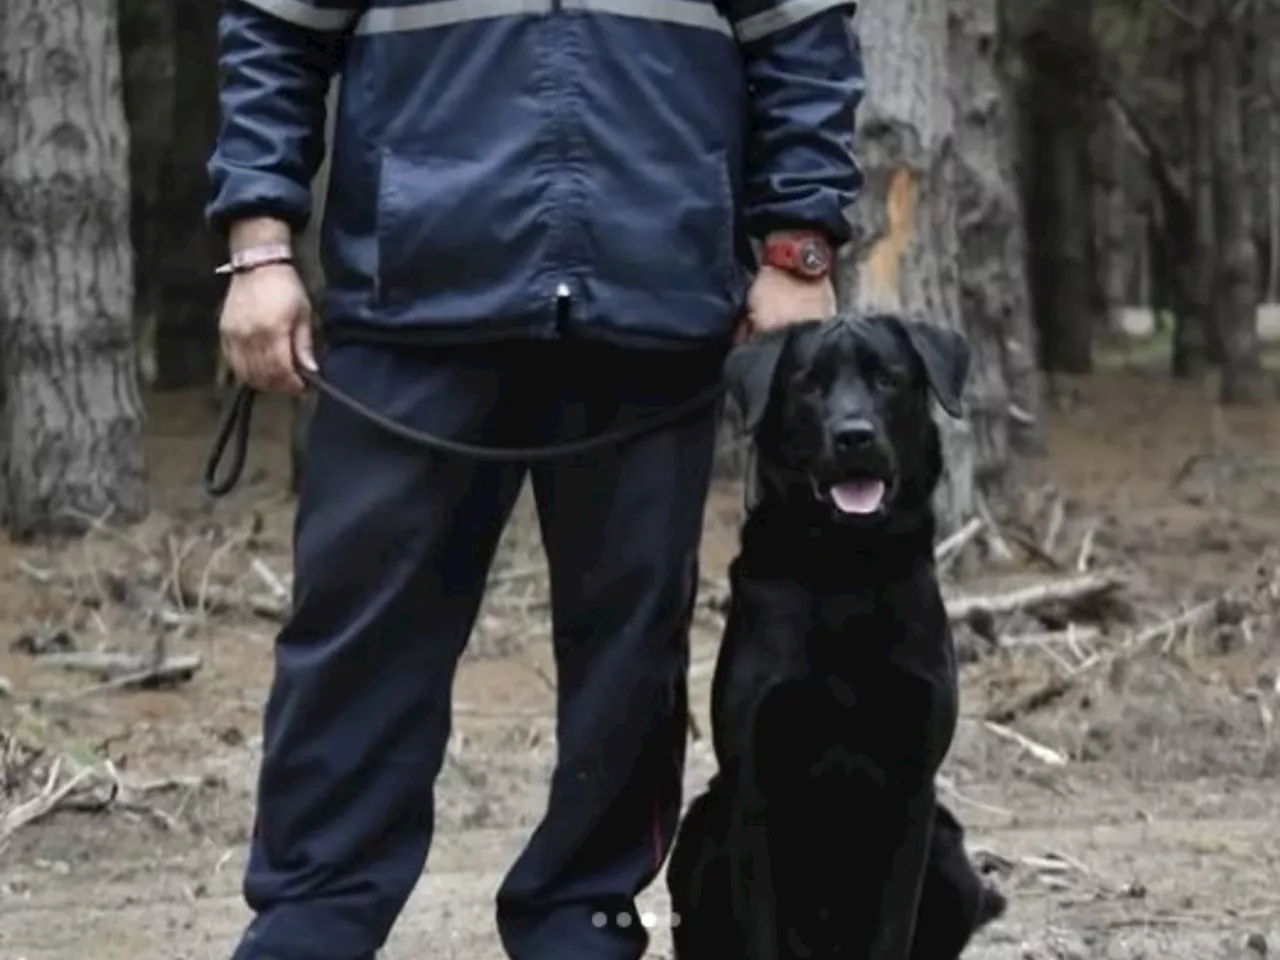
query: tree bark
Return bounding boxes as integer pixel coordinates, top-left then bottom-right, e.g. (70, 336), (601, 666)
(1090, 107), (1129, 340)
(117, 0), (174, 386)
(837, 0), (980, 533)
(152, 0), (221, 390)
(948, 0), (1039, 485)
(1208, 8), (1262, 404)
(1264, 16), (1280, 302)
(1176, 27), (1218, 377)
(1018, 0), (1096, 374)
(0, 0), (149, 538)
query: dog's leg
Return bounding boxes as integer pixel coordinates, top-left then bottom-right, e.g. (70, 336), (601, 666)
(909, 801), (1007, 960)
(865, 783), (937, 960)
(728, 782), (781, 960)
(668, 781), (738, 960)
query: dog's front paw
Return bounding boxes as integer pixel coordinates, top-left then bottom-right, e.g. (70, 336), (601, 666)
(975, 882), (1007, 929)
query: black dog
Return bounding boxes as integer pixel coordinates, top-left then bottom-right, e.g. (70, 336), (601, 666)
(666, 314), (1005, 960)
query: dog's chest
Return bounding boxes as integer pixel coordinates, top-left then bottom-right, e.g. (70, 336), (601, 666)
(806, 589), (893, 669)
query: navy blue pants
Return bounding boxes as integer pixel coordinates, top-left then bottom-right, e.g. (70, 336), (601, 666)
(232, 339), (722, 960)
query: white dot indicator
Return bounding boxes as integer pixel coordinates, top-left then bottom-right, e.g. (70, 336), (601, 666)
(616, 912), (632, 928)
(640, 911), (657, 927)
(591, 911), (608, 928)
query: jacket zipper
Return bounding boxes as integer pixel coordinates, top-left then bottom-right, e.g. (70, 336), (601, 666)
(554, 282), (572, 331)
(550, 0), (571, 324)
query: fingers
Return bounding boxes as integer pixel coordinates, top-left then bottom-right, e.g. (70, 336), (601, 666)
(218, 266), (311, 394)
(293, 317), (317, 373)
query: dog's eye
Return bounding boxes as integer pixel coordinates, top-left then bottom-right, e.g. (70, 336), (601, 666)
(874, 369), (902, 390)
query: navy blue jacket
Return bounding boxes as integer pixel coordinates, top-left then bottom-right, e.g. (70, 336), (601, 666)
(207, 0), (865, 348)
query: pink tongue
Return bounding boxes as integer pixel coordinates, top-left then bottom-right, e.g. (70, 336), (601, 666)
(829, 479), (885, 514)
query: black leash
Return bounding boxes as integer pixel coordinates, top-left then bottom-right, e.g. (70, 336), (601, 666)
(203, 359), (726, 497)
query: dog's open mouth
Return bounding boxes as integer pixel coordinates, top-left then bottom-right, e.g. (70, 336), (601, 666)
(811, 474), (891, 515)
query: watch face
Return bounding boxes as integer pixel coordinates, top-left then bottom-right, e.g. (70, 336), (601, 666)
(799, 242), (829, 274)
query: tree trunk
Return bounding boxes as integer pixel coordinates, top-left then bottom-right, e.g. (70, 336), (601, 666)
(1264, 18), (1280, 301)
(1175, 31), (1218, 377)
(152, 0), (221, 390)
(1018, 0), (1096, 374)
(948, 0), (1039, 486)
(1208, 10), (1263, 404)
(837, 0), (980, 533)
(0, 0), (149, 538)
(117, 0), (174, 387)
(1091, 107), (1129, 339)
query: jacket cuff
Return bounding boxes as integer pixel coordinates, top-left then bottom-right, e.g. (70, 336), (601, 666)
(745, 208), (851, 251)
(206, 167), (312, 238)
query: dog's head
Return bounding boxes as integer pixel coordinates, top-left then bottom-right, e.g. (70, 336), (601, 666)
(725, 313), (969, 523)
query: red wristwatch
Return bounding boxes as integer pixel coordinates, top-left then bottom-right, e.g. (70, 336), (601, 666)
(761, 230), (834, 280)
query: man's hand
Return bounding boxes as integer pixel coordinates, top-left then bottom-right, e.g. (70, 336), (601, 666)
(219, 218), (317, 394)
(738, 264), (837, 342)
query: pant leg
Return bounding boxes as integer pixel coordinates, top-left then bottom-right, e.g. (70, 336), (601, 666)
(496, 342), (723, 960)
(232, 342), (528, 960)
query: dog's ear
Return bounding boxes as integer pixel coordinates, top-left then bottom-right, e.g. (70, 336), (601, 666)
(899, 320), (970, 419)
(723, 327), (796, 434)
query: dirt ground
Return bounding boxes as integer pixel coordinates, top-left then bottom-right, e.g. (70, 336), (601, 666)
(3, 367), (1280, 960)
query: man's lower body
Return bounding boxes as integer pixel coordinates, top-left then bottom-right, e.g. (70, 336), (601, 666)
(231, 336), (722, 960)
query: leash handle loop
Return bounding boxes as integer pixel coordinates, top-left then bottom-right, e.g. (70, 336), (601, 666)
(203, 385), (256, 497)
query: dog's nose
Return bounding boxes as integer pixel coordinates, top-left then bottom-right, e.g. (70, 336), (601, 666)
(832, 419), (875, 452)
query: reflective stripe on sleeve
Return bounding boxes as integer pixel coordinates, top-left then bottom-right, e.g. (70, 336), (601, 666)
(239, 0), (360, 30)
(734, 0), (852, 43)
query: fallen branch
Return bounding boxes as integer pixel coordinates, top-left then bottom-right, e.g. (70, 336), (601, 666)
(30, 651), (202, 686)
(1000, 626), (1102, 650)
(0, 757), (104, 843)
(934, 773), (1014, 818)
(974, 494), (1015, 564)
(945, 570), (1125, 624)
(934, 517), (984, 571)
(1041, 494), (1065, 557)
(0, 754), (217, 843)
(1075, 522), (1098, 572)
(998, 526), (1065, 570)
(984, 600), (1216, 724)
(982, 720), (1069, 765)
(195, 583), (289, 622)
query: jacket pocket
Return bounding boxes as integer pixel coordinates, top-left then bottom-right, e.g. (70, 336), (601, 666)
(583, 151), (739, 298)
(373, 148), (547, 307)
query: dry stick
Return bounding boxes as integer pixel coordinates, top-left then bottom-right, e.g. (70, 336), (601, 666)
(999, 626), (1102, 650)
(1075, 521), (1098, 572)
(934, 516), (984, 572)
(984, 600), (1216, 724)
(1041, 494), (1065, 558)
(982, 720), (1069, 765)
(944, 570), (1124, 623)
(974, 493), (1015, 563)
(0, 758), (98, 843)
(31, 650), (202, 683)
(998, 526), (1064, 570)
(195, 529), (255, 618)
(249, 558), (290, 600)
(934, 773), (1014, 818)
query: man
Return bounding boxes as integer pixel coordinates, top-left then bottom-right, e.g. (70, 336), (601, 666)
(206, 0), (864, 956)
